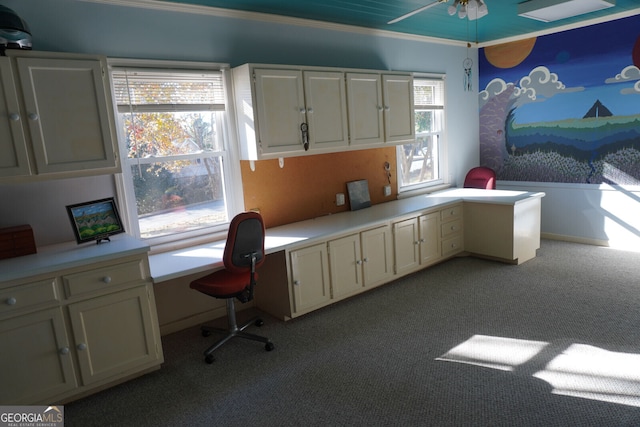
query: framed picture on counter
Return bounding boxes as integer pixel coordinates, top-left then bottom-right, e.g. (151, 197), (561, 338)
(66, 197), (125, 244)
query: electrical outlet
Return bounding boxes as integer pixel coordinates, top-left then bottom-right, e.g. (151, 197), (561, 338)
(336, 193), (345, 206)
(384, 185), (391, 197)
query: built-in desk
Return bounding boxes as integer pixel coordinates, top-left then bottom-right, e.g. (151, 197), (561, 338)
(149, 189), (544, 321)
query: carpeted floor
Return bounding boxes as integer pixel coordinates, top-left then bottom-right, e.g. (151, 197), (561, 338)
(64, 240), (640, 426)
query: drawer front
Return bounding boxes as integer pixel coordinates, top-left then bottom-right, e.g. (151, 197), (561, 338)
(441, 219), (463, 238)
(63, 260), (145, 298)
(442, 235), (463, 257)
(440, 205), (462, 222)
(0, 279), (59, 316)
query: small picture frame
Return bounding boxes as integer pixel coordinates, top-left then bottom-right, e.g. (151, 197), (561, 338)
(347, 179), (371, 211)
(66, 197), (125, 244)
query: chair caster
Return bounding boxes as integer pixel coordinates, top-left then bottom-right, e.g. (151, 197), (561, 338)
(205, 354), (215, 364)
(265, 342), (274, 352)
(255, 318), (264, 327)
(202, 329), (211, 337)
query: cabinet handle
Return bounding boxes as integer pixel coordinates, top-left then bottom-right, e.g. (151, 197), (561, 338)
(28, 113), (39, 121)
(451, 225), (456, 231)
(102, 276), (112, 284)
(59, 347), (70, 355)
(6, 297), (17, 306)
(77, 343), (87, 351)
(9, 113), (20, 121)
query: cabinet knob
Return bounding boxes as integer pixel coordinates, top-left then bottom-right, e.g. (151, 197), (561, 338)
(6, 297), (17, 306)
(419, 238), (425, 243)
(363, 258), (369, 263)
(9, 113), (20, 121)
(356, 260), (362, 265)
(377, 106), (384, 112)
(414, 241), (419, 245)
(102, 276), (112, 284)
(307, 107), (314, 114)
(59, 347), (70, 355)
(293, 280), (300, 286)
(28, 113), (39, 121)
(77, 343), (87, 351)
(299, 108), (306, 114)
(384, 105), (390, 111)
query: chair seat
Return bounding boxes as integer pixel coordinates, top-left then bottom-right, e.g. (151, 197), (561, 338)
(190, 269), (259, 299)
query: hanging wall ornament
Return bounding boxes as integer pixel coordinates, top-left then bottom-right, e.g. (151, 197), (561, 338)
(463, 57), (473, 91)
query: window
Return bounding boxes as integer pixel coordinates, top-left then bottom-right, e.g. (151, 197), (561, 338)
(110, 61), (241, 248)
(397, 76), (446, 192)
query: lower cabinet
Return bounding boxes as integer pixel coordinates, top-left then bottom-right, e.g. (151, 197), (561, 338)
(393, 211), (441, 277)
(289, 242), (331, 316)
(0, 252), (163, 404)
(282, 225), (393, 319)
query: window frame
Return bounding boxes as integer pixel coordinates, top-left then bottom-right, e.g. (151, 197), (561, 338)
(397, 74), (448, 196)
(107, 58), (244, 253)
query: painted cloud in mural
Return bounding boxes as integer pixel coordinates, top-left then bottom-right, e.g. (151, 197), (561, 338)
(605, 65), (640, 95)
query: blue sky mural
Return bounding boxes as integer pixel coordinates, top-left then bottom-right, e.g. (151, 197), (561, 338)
(479, 14), (640, 184)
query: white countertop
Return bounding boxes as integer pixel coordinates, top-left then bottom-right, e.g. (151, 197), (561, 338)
(0, 234), (150, 284)
(149, 188), (544, 283)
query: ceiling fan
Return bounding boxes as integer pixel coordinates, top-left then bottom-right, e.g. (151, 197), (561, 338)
(387, 0), (489, 24)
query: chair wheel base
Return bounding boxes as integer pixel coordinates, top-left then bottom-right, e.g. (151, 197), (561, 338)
(205, 354), (215, 364)
(265, 342), (274, 351)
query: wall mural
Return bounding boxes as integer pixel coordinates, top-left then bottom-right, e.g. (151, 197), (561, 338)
(478, 14), (640, 184)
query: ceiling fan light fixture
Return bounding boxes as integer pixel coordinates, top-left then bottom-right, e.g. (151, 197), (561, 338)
(517, 0), (615, 23)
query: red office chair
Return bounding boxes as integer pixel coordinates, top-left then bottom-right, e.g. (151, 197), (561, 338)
(190, 212), (274, 364)
(463, 166), (496, 189)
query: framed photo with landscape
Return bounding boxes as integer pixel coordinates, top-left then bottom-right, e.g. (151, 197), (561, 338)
(66, 197), (125, 244)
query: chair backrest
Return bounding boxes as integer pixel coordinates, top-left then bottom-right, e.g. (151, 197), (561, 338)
(463, 166), (496, 189)
(223, 211), (266, 274)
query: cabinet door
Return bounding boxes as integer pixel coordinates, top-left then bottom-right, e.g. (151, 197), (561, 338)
(254, 68), (306, 155)
(68, 285), (161, 386)
(382, 74), (415, 142)
(361, 225), (393, 287)
(0, 57), (31, 177)
(0, 307), (77, 404)
(346, 73), (384, 146)
(289, 243), (331, 315)
(328, 233), (363, 299)
(419, 212), (441, 266)
(303, 71), (349, 150)
(16, 57), (118, 174)
(393, 217), (420, 276)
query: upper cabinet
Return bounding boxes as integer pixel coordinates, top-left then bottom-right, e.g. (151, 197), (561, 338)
(0, 51), (120, 182)
(233, 64), (414, 160)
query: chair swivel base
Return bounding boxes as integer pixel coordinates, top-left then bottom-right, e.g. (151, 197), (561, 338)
(200, 298), (274, 364)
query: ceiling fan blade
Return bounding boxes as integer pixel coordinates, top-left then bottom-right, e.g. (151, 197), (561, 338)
(387, 0), (448, 25)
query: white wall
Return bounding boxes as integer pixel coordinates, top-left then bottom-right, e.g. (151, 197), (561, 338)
(0, 0), (479, 247)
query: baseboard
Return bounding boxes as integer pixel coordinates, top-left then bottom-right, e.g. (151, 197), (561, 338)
(541, 232), (609, 247)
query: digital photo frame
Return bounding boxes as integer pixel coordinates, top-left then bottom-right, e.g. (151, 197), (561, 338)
(66, 197), (125, 244)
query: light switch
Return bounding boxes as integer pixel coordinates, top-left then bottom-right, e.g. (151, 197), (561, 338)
(384, 185), (391, 197)
(336, 193), (345, 206)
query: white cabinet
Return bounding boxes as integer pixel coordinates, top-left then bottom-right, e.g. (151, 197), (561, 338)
(440, 204), (464, 258)
(0, 51), (119, 181)
(346, 72), (415, 146)
(234, 65), (349, 159)
(345, 73), (384, 146)
(233, 64), (414, 160)
(0, 247), (163, 404)
(393, 210), (443, 277)
(289, 242), (331, 316)
(328, 225), (393, 299)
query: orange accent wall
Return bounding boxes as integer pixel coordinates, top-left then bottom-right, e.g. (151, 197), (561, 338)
(241, 147), (397, 228)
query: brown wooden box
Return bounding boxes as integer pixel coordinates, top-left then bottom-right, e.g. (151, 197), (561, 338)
(0, 225), (37, 260)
